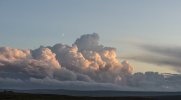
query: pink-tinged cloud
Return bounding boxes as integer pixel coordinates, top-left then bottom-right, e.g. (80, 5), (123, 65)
(0, 33), (181, 91)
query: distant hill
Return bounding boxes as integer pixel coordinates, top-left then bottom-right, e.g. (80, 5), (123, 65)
(1, 91), (181, 100)
(1, 89), (181, 97)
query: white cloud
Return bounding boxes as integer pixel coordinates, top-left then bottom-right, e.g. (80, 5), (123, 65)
(0, 33), (181, 91)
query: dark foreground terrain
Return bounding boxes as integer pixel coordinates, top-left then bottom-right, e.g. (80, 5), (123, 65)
(1, 92), (181, 100)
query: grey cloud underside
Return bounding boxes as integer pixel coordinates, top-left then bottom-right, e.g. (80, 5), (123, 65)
(141, 45), (181, 58)
(124, 44), (181, 72)
(126, 54), (181, 68)
(0, 33), (181, 91)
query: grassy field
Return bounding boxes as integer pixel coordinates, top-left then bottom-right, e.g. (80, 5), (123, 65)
(0, 92), (181, 100)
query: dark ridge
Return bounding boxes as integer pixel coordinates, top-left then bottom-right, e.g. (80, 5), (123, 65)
(1, 90), (181, 100)
(5, 89), (181, 97)
(2, 92), (181, 100)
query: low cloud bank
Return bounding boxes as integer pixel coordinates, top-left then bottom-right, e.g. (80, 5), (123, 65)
(0, 33), (181, 91)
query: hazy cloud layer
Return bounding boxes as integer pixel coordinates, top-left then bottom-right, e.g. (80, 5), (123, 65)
(124, 44), (181, 73)
(141, 45), (181, 58)
(0, 33), (181, 91)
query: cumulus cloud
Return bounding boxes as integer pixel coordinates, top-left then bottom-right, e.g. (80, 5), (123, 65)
(0, 33), (181, 91)
(74, 33), (101, 51)
(0, 46), (60, 79)
(31, 46), (61, 69)
(48, 33), (133, 83)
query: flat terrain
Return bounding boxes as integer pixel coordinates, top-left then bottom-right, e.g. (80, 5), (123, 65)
(1, 92), (181, 100)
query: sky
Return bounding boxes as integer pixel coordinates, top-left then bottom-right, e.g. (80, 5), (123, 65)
(1, 0), (181, 91)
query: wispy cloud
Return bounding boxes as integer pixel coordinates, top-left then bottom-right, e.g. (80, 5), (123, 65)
(123, 43), (181, 73)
